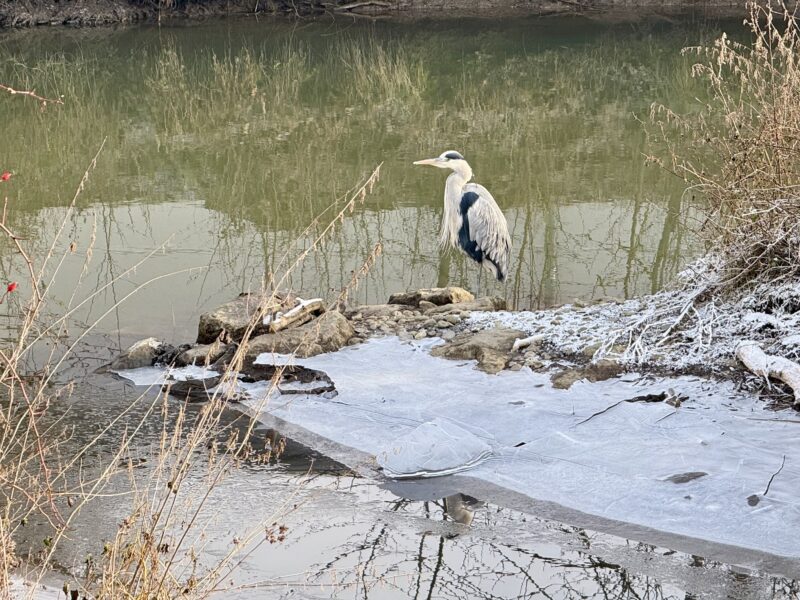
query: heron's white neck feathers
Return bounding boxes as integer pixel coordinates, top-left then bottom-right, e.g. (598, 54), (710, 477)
(440, 166), (473, 249)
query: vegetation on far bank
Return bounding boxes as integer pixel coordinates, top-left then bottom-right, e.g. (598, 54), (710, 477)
(2, 1), (800, 597)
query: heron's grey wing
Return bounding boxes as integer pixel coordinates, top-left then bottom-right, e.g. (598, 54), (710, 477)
(463, 183), (511, 277)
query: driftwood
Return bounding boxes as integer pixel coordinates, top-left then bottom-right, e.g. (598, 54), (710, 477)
(333, 0), (392, 11)
(264, 298), (325, 333)
(512, 334), (544, 352)
(736, 341), (800, 406)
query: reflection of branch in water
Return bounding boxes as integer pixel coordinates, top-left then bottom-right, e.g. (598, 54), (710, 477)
(302, 493), (739, 600)
(425, 536), (444, 600)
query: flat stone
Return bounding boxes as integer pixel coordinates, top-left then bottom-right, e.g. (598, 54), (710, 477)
(551, 359), (624, 390)
(109, 337), (175, 370)
(176, 343), (228, 367)
(437, 320), (452, 328)
(418, 300), (437, 312)
(525, 356), (545, 370)
(427, 296), (506, 316)
(197, 292), (296, 344)
(345, 304), (409, 320)
(388, 287), (474, 308)
(430, 326), (525, 374)
(245, 311), (354, 358)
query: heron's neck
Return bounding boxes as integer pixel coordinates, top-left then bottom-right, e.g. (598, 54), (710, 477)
(441, 169), (472, 248)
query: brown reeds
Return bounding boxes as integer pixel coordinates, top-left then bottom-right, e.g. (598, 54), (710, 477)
(0, 77), (385, 596)
(650, 1), (800, 293)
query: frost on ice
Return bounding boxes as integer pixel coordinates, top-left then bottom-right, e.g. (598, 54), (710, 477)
(116, 336), (800, 561)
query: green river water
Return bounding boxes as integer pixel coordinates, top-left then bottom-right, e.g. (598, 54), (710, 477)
(0, 15), (707, 341)
(5, 13), (798, 600)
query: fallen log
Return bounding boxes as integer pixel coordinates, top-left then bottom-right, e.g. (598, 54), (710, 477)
(333, 0), (392, 11)
(736, 341), (800, 406)
(264, 298), (325, 333)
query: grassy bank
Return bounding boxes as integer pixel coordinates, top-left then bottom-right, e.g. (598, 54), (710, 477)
(0, 0), (755, 28)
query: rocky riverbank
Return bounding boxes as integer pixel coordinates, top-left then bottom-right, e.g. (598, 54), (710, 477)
(105, 284), (800, 407)
(0, 0), (752, 28)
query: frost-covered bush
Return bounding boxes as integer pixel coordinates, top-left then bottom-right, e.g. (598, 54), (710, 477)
(650, 2), (800, 294)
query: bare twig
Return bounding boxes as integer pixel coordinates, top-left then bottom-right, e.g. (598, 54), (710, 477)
(0, 83), (64, 107)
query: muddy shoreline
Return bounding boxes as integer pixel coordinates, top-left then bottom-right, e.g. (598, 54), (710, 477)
(0, 0), (750, 28)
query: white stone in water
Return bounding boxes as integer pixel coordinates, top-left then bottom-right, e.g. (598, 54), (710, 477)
(414, 330), (427, 340)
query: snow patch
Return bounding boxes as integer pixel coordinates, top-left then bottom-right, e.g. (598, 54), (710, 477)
(113, 364), (218, 386)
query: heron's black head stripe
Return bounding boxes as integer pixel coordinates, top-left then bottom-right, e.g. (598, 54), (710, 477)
(444, 151), (465, 160)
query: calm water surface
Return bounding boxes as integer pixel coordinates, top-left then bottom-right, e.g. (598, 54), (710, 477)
(6, 15), (794, 600)
(0, 15), (713, 340)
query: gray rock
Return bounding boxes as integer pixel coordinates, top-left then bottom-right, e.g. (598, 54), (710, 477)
(414, 330), (427, 340)
(110, 337), (174, 370)
(176, 343), (229, 367)
(437, 320), (452, 328)
(197, 293), (295, 344)
(418, 300), (437, 312)
(525, 356), (545, 370)
(441, 330), (456, 341)
(245, 311), (354, 358)
(430, 327), (525, 374)
(551, 359), (624, 390)
(388, 287), (474, 308)
(444, 314), (461, 325)
(345, 304), (409, 320)
(427, 296), (506, 316)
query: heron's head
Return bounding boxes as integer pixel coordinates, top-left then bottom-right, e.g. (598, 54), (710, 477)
(413, 151), (472, 178)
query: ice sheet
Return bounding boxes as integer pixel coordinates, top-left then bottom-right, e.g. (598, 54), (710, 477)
(117, 336), (800, 558)
(113, 364), (218, 385)
(248, 337), (800, 559)
(252, 352), (299, 367)
(378, 418), (493, 478)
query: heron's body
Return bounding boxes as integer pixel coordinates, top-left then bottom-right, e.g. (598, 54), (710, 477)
(415, 151), (511, 282)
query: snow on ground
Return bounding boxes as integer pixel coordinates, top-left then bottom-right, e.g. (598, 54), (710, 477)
(468, 277), (800, 376)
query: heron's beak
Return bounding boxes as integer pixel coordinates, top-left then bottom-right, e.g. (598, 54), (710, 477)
(413, 158), (439, 166)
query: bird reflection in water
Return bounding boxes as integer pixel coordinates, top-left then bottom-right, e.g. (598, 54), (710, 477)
(443, 493), (484, 526)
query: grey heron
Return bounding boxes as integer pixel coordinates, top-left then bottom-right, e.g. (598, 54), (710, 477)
(414, 150), (511, 282)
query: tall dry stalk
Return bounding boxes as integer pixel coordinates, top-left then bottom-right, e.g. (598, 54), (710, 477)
(650, 1), (800, 293)
(1, 49), (388, 595)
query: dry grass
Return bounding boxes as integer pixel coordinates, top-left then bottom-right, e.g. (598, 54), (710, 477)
(0, 74), (385, 596)
(650, 1), (800, 294)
